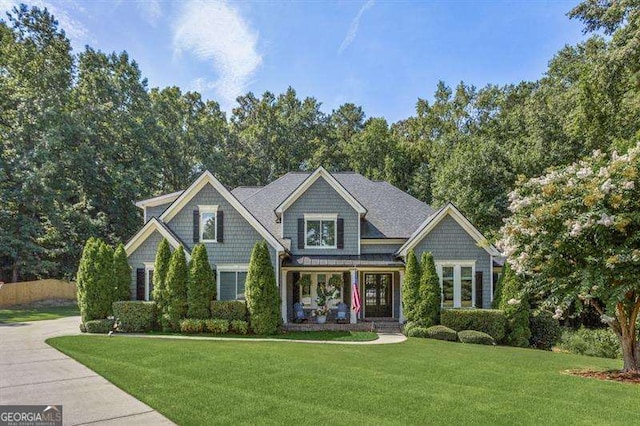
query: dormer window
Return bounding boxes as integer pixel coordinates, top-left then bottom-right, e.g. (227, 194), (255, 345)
(304, 214), (337, 249)
(199, 205), (218, 242)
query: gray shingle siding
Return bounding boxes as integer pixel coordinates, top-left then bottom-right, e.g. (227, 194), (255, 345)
(165, 184), (278, 273)
(283, 177), (359, 255)
(360, 243), (402, 254)
(412, 215), (493, 308)
(127, 230), (165, 300)
(146, 202), (173, 220)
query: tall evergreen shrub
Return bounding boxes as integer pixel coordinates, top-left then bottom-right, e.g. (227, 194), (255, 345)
(401, 250), (420, 323)
(415, 252), (441, 327)
(113, 243), (131, 302)
(499, 263), (531, 347)
(245, 241), (280, 334)
(188, 244), (216, 319)
(153, 238), (171, 321)
(76, 238), (114, 321)
(77, 238), (98, 322)
(164, 245), (189, 331)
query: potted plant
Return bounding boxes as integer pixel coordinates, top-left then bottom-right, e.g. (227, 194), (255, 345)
(315, 282), (340, 324)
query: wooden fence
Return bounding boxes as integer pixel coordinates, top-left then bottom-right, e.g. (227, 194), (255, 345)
(0, 279), (77, 308)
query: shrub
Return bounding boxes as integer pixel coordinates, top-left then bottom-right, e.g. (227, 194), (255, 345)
(558, 327), (622, 359)
(403, 321), (419, 336)
(230, 320), (249, 335)
(77, 238), (113, 322)
(113, 243), (132, 302)
(441, 309), (506, 342)
(180, 318), (205, 334)
(204, 319), (229, 334)
(406, 326), (429, 338)
(414, 252), (441, 327)
(153, 238), (172, 325)
(498, 264), (531, 347)
(401, 250), (420, 323)
(211, 301), (248, 321)
(529, 310), (562, 350)
(425, 325), (458, 342)
(84, 318), (114, 334)
(458, 330), (496, 345)
(164, 246), (189, 331)
(113, 301), (156, 332)
(188, 244), (216, 319)
(79, 322), (86, 333)
(245, 241), (280, 335)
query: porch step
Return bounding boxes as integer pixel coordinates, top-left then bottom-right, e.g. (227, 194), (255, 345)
(373, 321), (403, 334)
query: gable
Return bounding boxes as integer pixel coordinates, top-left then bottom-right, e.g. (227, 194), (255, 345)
(125, 218), (191, 261)
(159, 171), (284, 252)
(398, 203), (500, 257)
(275, 167), (366, 217)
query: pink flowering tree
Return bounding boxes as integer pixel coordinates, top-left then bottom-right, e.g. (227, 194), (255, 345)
(499, 143), (640, 372)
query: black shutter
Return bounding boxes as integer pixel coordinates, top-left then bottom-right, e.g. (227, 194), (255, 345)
(343, 272), (351, 308)
(136, 268), (145, 301)
(193, 210), (200, 243)
(216, 210), (224, 243)
(475, 271), (483, 308)
(337, 218), (344, 249)
(297, 218), (305, 249)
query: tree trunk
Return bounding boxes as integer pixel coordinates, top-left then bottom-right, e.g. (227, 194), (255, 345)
(11, 261), (19, 283)
(613, 301), (640, 373)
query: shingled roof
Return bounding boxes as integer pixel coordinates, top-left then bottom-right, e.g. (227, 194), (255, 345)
(233, 171), (435, 244)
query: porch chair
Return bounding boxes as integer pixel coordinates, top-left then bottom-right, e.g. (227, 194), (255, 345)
(336, 302), (349, 324)
(293, 302), (308, 323)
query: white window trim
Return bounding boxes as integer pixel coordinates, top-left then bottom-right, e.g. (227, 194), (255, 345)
(436, 261), (476, 309)
(216, 264), (249, 301)
(144, 262), (155, 301)
(304, 214), (338, 249)
(199, 205), (218, 243)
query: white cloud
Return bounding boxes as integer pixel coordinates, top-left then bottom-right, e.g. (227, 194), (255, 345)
(173, 0), (262, 108)
(137, 0), (162, 26)
(0, 0), (88, 43)
(339, 0), (374, 54)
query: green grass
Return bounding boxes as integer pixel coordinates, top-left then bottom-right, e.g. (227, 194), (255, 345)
(0, 304), (79, 323)
(147, 330), (378, 341)
(47, 336), (638, 425)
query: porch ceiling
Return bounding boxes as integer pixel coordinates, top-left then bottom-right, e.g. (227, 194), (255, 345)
(283, 254), (405, 268)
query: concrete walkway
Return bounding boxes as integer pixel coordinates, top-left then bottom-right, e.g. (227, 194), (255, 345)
(116, 331), (407, 345)
(0, 316), (173, 426)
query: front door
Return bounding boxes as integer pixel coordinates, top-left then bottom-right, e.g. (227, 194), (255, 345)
(364, 273), (392, 317)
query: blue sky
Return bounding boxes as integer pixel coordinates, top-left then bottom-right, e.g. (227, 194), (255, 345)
(1, 0), (588, 122)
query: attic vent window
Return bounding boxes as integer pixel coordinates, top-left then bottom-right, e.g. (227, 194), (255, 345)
(199, 205), (218, 242)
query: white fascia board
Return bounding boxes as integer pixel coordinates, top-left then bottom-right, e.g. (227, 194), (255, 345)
(397, 203), (500, 258)
(134, 190), (183, 209)
(274, 167), (367, 216)
(159, 171), (285, 252)
(124, 218), (191, 261)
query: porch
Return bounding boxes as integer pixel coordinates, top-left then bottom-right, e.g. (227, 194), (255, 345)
(280, 254), (405, 326)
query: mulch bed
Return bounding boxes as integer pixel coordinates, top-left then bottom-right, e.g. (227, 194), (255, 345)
(567, 369), (640, 384)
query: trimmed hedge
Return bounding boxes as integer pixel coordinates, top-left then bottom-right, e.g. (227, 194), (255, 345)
(230, 320), (249, 335)
(402, 321), (419, 336)
(180, 318), (205, 334)
(529, 310), (562, 350)
(210, 301), (248, 321)
(113, 301), (156, 332)
(425, 325), (458, 342)
(406, 326), (429, 338)
(84, 318), (114, 334)
(558, 327), (621, 359)
(441, 309), (506, 342)
(458, 330), (496, 345)
(204, 319), (230, 334)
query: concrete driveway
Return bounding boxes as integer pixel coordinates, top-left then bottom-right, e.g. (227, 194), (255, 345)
(0, 316), (173, 425)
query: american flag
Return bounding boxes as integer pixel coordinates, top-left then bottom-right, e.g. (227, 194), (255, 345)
(351, 272), (361, 314)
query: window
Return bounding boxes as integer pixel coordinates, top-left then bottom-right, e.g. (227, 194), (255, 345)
(437, 263), (476, 309)
(442, 266), (454, 308)
(199, 205), (218, 242)
(297, 272), (343, 308)
(144, 264), (155, 301)
(218, 266), (248, 301)
(299, 274), (312, 306)
(305, 214), (337, 248)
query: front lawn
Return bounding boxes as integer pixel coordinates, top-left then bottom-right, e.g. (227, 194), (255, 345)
(0, 304), (79, 323)
(47, 336), (638, 425)
(147, 330), (378, 341)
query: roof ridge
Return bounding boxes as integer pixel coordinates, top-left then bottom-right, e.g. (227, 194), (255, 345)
(239, 171), (303, 204)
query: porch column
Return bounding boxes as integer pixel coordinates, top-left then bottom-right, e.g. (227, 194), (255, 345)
(281, 269), (288, 324)
(398, 270), (405, 323)
(350, 269), (357, 324)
